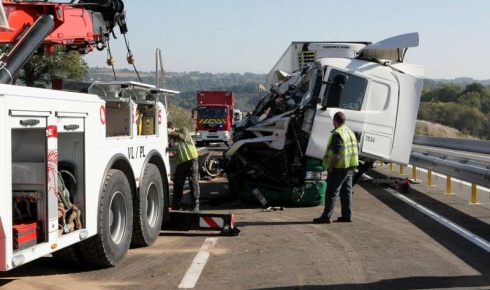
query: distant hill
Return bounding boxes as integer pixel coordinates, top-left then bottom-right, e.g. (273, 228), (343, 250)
(424, 77), (490, 88)
(87, 67), (267, 112)
(87, 68), (490, 139)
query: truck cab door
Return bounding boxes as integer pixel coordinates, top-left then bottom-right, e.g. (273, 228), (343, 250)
(305, 63), (398, 162)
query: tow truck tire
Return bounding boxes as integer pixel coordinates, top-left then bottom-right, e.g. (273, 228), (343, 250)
(79, 169), (133, 268)
(52, 245), (83, 265)
(131, 164), (164, 247)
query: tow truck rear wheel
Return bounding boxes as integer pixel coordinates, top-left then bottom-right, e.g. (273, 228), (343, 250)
(52, 245), (83, 265)
(131, 164), (164, 247)
(79, 169), (133, 267)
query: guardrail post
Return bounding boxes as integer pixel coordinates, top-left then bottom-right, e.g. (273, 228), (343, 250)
(427, 170), (432, 186)
(446, 176), (452, 195)
(412, 165), (417, 180)
(389, 163), (393, 171)
(471, 183), (478, 204)
(399, 165), (404, 175)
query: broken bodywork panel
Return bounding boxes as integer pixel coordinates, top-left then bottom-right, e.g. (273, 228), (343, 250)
(224, 65), (327, 206)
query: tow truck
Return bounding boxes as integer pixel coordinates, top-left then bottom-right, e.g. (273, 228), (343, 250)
(0, 0), (238, 272)
(225, 33), (424, 206)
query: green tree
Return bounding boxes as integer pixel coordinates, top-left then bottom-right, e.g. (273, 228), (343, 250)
(435, 83), (463, 102)
(460, 82), (490, 114)
(461, 82), (489, 97)
(418, 102), (488, 139)
(18, 46), (88, 87)
(167, 103), (195, 131)
(457, 91), (481, 110)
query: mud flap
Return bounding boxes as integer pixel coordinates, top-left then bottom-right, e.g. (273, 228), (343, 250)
(161, 211), (240, 236)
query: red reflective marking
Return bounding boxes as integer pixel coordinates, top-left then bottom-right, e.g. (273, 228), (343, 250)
(46, 125), (58, 138)
(100, 105), (106, 125)
(0, 216), (7, 262)
(47, 150), (58, 197)
(158, 109), (162, 125)
(202, 217), (220, 228)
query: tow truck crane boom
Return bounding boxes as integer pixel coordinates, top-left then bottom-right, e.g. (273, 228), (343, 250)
(0, 0), (126, 83)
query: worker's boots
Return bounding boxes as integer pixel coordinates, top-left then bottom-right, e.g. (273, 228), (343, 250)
(313, 216), (332, 224)
(192, 202), (200, 212)
(172, 198), (183, 211)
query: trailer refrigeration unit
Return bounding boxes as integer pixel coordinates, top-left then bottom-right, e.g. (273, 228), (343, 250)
(194, 91), (235, 146)
(224, 33), (424, 206)
(265, 41), (370, 88)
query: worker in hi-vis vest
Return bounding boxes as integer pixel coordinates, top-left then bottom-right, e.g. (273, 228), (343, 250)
(313, 111), (358, 224)
(168, 122), (200, 212)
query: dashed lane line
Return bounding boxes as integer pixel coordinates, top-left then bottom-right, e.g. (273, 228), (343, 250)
(178, 237), (218, 289)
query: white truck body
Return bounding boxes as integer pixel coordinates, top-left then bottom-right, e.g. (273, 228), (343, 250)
(1, 81), (172, 271)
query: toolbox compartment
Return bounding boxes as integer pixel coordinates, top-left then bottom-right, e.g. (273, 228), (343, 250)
(13, 222), (41, 250)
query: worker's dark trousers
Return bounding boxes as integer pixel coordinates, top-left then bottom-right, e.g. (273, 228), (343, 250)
(321, 168), (354, 219)
(172, 158), (200, 207)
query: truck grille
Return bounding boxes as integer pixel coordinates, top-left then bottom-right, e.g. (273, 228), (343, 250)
(199, 119), (226, 124)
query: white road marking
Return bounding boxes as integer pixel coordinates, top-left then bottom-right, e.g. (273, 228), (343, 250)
(178, 237), (218, 288)
(383, 186), (490, 254)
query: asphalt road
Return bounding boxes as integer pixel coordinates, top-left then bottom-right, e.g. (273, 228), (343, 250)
(1, 146), (490, 290)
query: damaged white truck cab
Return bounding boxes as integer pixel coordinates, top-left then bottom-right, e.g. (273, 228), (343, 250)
(225, 33), (424, 206)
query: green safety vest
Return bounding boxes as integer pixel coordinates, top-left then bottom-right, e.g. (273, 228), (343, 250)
(323, 125), (359, 169)
(169, 127), (198, 165)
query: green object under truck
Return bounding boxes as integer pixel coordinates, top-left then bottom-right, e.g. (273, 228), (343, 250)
(240, 158), (327, 206)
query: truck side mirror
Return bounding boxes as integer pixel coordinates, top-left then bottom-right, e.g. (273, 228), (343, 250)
(321, 74), (348, 111)
(191, 108), (197, 119)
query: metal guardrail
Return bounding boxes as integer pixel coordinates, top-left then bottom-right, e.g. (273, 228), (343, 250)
(412, 136), (490, 154)
(410, 136), (490, 189)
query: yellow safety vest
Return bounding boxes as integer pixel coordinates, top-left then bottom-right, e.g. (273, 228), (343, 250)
(323, 125), (359, 169)
(169, 127), (198, 165)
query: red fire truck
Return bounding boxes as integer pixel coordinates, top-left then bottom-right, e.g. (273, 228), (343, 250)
(194, 91), (235, 146)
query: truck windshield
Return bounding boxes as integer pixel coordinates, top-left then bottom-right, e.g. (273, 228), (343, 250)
(300, 68), (320, 106)
(198, 107), (227, 119)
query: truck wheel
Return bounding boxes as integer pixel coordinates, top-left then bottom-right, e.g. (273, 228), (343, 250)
(52, 245), (83, 265)
(131, 164), (164, 247)
(79, 169), (133, 268)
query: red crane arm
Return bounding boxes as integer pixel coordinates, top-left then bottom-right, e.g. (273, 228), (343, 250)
(0, 1), (126, 53)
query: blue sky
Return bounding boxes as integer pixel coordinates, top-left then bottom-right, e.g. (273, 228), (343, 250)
(84, 0), (490, 80)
